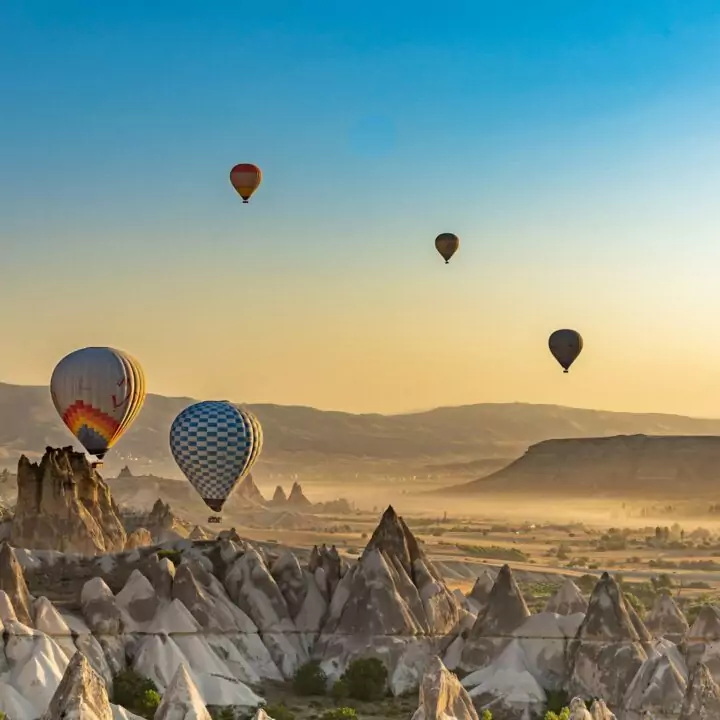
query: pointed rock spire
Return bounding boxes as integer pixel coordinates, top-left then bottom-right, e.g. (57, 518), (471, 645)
(679, 661), (720, 719)
(0, 541), (32, 625)
(41, 652), (113, 720)
(544, 578), (588, 615)
(155, 663), (212, 720)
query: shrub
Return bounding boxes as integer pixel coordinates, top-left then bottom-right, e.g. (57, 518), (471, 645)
(320, 709), (357, 720)
(136, 690), (162, 719)
(330, 677), (350, 703)
(293, 660), (327, 696)
(341, 657), (388, 701)
(209, 708), (236, 720)
(112, 669), (162, 719)
(262, 704), (295, 720)
(481, 711), (493, 720)
(544, 710), (570, 720)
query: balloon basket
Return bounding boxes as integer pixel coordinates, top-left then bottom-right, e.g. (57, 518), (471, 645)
(91, 461), (104, 469)
(208, 516), (222, 524)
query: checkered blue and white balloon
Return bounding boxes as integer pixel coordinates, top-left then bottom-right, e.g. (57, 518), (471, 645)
(169, 400), (263, 512)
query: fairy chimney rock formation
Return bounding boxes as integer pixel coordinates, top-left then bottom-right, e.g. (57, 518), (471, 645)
(271, 485), (287, 506)
(11, 447), (126, 555)
(287, 481), (312, 508)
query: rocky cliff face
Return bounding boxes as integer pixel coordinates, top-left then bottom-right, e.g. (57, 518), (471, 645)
(10, 447), (126, 555)
(456, 434), (720, 498)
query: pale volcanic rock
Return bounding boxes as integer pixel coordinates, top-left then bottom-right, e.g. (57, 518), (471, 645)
(141, 553), (176, 601)
(271, 551), (308, 618)
(544, 578), (588, 616)
(459, 564), (530, 672)
(465, 571), (494, 615)
(34, 595), (77, 660)
(80, 577), (126, 674)
(462, 639), (547, 718)
(40, 652), (113, 720)
(224, 544), (308, 678)
(125, 528), (153, 550)
(154, 663), (212, 720)
(644, 592), (689, 644)
(511, 611), (584, 692)
(116, 570), (160, 626)
(317, 507), (461, 695)
(0, 541), (33, 625)
(684, 604), (720, 680)
(679, 661), (720, 719)
(11, 447), (126, 555)
(588, 699), (616, 719)
(622, 652), (686, 720)
(567, 572), (647, 708)
(568, 698), (592, 719)
(0, 589), (18, 623)
(411, 656), (478, 720)
(309, 543), (345, 600)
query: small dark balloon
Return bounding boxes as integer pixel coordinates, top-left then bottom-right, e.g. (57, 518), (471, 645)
(549, 329), (583, 372)
(435, 233), (459, 263)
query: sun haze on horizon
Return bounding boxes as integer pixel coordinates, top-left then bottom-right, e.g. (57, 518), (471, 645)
(1, 1), (720, 417)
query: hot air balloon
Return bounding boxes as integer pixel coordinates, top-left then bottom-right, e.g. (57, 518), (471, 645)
(435, 233), (459, 264)
(229, 163), (262, 203)
(169, 401), (263, 522)
(548, 329), (583, 373)
(50, 347), (146, 464)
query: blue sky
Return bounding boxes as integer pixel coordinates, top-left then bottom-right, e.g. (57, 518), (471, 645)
(2, 1), (720, 414)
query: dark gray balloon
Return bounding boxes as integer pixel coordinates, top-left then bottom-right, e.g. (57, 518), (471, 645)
(549, 329), (583, 373)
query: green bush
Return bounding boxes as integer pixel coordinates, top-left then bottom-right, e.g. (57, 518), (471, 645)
(320, 709), (357, 720)
(262, 704), (295, 720)
(209, 708), (236, 720)
(112, 669), (162, 719)
(292, 660), (328, 696)
(481, 711), (493, 720)
(544, 710), (570, 720)
(340, 657), (388, 702)
(330, 677), (350, 704)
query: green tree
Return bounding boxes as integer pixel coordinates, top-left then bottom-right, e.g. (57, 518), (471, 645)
(112, 669), (162, 720)
(340, 657), (388, 702)
(292, 660), (327, 696)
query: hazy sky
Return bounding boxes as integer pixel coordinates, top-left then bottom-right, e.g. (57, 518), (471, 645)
(2, 1), (720, 416)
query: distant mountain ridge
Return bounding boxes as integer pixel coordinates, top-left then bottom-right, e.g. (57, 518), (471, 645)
(448, 434), (720, 499)
(2, 381), (720, 475)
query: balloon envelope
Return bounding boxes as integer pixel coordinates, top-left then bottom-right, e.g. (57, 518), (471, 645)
(435, 233), (459, 263)
(169, 401), (263, 512)
(548, 329), (583, 372)
(229, 163), (262, 203)
(50, 347), (146, 459)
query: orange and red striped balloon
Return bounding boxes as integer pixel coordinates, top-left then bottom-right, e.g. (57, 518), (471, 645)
(229, 163), (262, 203)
